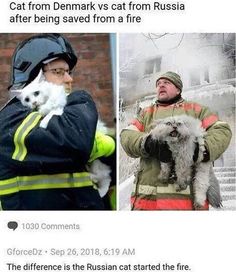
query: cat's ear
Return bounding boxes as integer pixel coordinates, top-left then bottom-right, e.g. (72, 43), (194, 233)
(33, 69), (45, 84)
(16, 92), (22, 100)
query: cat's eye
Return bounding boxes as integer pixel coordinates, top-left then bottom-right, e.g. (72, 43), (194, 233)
(176, 122), (182, 126)
(25, 97), (30, 103)
(166, 122), (172, 126)
(34, 91), (40, 96)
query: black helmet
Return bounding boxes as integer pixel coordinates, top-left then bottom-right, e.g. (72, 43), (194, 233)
(9, 33), (77, 90)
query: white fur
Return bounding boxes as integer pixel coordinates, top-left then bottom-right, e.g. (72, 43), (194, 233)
(151, 115), (210, 208)
(88, 120), (113, 198)
(17, 70), (67, 129)
(96, 119), (108, 134)
(89, 159), (111, 197)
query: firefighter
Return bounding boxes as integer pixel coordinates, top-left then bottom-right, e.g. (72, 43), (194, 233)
(0, 33), (114, 210)
(120, 71), (232, 210)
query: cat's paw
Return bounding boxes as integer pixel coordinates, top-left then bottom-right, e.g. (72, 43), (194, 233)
(158, 172), (169, 181)
(39, 105), (49, 115)
(52, 108), (63, 116)
(175, 183), (188, 192)
(194, 194), (206, 209)
(39, 118), (49, 129)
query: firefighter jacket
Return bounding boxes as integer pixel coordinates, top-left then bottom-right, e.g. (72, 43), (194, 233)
(120, 97), (232, 210)
(0, 90), (105, 210)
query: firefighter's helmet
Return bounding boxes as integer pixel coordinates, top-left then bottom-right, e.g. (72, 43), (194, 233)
(9, 33), (77, 90)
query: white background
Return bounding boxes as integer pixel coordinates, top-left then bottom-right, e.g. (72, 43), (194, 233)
(1, 212), (236, 272)
(0, 0), (236, 271)
(0, 0), (235, 32)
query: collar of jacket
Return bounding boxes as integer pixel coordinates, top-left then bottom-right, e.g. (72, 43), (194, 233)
(155, 94), (184, 106)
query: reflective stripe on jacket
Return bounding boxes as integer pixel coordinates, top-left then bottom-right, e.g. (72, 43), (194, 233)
(131, 182), (209, 210)
(0, 91), (100, 209)
(12, 112), (42, 161)
(0, 172), (95, 196)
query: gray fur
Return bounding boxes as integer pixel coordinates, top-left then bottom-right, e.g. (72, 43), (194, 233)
(151, 115), (221, 209)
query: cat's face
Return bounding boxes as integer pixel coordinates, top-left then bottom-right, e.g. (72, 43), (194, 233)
(162, 117), (190, 140)
(18, 87), (49, 110)
(17, 68), (67, 114)
(154, 115), (203, 142)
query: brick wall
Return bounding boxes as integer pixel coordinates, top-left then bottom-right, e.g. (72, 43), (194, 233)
(0, 33), (115, 127)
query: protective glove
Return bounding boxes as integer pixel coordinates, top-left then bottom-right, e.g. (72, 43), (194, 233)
(143, 134), (159, 156)
(202, 148), (210, 162)
(193, 143), (210, 163)
(159, 142), (172, 163)
(193, 142), (199, 162)
(143, 135), (173, 163)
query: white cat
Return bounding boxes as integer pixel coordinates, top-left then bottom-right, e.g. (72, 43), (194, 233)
(89, 159), (112, 197)
(88, 120), (113, 198)
(17, 70), (67, 128)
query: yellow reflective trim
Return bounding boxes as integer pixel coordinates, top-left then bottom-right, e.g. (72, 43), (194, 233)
(0, 183), (95, 196)
(0, 177), (18, 185)
(20, 173), (72, 182)
(137, 185), (157, 195)
(19, 181), (94, 191)
(157, 184), (190, 195)
(108, 185), (116, 210)
(5, 172), (90, 183)
(0, 172), (95, 196)
(134, 184), (191, 195)
(13, 112), (38, 159)
(19, 115), (42, 161)
(0, 187), (19, 196)
(12, 112), (42, 161)
(73, 172), (90, 178)
(13, 128), (21, 160)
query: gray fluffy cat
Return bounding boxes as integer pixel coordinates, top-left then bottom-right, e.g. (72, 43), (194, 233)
(151, 115), (221, 208)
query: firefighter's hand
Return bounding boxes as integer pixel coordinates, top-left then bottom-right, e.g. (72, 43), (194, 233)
(143, 134), (159, 156)
(193, 143), (210, 163)
(159, 142), (172, 163)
